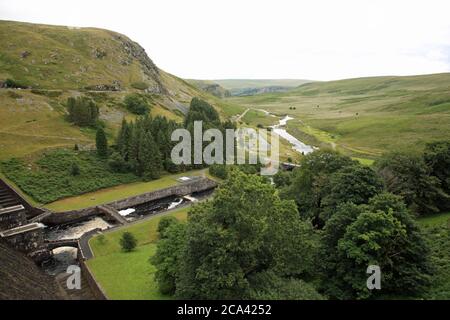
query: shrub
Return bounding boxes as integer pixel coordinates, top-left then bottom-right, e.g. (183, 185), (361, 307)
(209, 164), (228, 179)
(124, 94), (150, 115)
(120, 232), (137, 252)
(70, 163), (80, 176)
(4, 78), (27, 89)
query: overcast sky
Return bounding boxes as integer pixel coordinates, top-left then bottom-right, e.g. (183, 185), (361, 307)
(1, 0), (450, 81)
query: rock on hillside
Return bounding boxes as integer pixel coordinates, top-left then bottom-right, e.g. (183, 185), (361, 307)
(0, 20), (166, 93)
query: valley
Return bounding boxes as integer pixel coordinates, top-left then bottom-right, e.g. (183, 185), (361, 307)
(0, 18), (449, 303)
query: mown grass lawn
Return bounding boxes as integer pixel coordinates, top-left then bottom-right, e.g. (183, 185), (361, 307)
(86, 207), (189, 300)
(86, 243), (167, 300)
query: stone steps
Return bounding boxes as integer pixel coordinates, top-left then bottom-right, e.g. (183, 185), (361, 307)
(0, 184), (21, 209)
(55, 272), (96, 300)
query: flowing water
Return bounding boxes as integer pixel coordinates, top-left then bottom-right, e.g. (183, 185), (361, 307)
(271, 115), (315, 155)
(42, 217), (112, 275)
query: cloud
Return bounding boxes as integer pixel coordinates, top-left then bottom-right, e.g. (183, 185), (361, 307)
(1, 0), (449, 80)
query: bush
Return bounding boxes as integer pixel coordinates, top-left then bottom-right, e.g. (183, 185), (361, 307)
(70, 163), (80, 176)
(4, 78), (27, 89)
(120, 232), (137, 252)
(209, 164), (228, 179)
(108, 152), (130, 173)
(124, 94), (150, 115)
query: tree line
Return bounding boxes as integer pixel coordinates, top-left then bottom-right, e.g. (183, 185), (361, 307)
(151, 142), (450, 300)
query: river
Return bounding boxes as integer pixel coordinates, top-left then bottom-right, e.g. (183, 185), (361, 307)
(271, 115), (315, 155)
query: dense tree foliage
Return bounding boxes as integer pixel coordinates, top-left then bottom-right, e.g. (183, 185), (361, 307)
(424, 141), (450, 210)
(281, 150), (368, 225)
(123, 93), (150, 115)
(152, 221), (186, 295)
(248, 271), (324, 300)
(375, 151), (448, 215)
(67, 96), (99, 126)
(184, 97), (221, 128)
(320, 164), (384, 221)
(153, 170), (320, 299)
(114, 115), (179, 179)
(95, 127), (108, 158)
(320, 193), (432, 299)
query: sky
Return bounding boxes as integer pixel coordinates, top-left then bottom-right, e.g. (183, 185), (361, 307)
(1, 0), (450, 81)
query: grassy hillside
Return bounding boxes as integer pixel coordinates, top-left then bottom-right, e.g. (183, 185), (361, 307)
(213, 79), (313, 90)
(212, 79), (312, 96)
(229, 73), (450, 159)
(0, 20), (245, 161)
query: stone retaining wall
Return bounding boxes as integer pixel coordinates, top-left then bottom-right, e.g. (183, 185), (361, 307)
(77, 249), (107, 300)
(42, 177), (217, 226)
(108, 177), (217, 210)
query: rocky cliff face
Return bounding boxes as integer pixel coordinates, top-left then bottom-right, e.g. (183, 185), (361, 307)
(0, 240), (61, 300)
(112, 33), (167, 94)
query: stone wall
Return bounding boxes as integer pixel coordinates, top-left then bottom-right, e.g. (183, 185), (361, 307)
(108, 177), (218, 210)
(43, 177), (218, 226)
(0, 205), (27, 231)
(1, 225), (46, 254)
(43, 207), (99, 226)
(77, 248), (107, 300)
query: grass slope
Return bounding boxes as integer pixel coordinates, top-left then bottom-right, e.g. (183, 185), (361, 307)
(229, 73), (450, 159)
(87, 207), (189, 300)
(0, 20), (244, 161)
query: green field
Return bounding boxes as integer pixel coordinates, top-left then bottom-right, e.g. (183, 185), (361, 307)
(86, 207), (189, 300)
(229, 73), (450, 159)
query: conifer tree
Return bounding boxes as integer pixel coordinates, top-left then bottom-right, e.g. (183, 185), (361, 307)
(96, 127), (108, 158)
(139, 131), (163, 180)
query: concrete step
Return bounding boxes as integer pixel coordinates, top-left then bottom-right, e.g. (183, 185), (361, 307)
(0, 200), (20, 207)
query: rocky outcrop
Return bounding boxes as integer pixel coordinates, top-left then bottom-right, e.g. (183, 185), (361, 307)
(113, 34), (167, 94)
(84, 80), (122, 91)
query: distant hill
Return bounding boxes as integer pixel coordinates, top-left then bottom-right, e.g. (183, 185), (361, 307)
(229, 73), (450, 159)
(212, 79), (313, 96)
(187, 79), (231, 98)
(0, 20), (243, 159)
